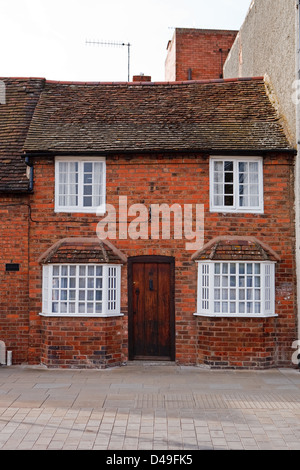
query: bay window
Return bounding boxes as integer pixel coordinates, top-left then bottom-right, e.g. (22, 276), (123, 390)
(196, 260), (276, 317)
(42, 264), (121, 317)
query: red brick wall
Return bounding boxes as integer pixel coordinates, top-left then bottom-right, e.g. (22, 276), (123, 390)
(0, 151), (297, 369)
(165, 29), (238, 81)
(0, 196), (30, 364)
(196, 317), (278, 369)
(40, 316), (125, 368)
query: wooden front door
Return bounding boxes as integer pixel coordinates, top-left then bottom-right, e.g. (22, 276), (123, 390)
(128, 256), (175, 361)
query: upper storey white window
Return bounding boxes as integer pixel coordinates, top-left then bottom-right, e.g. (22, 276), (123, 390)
(55, 157), (106, 214)
(210, 157), (263, 213)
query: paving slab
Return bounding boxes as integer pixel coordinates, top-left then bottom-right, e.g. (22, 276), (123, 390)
(1, 363), (300, 450)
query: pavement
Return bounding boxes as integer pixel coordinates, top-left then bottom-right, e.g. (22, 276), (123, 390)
(1, 362), (300, 451)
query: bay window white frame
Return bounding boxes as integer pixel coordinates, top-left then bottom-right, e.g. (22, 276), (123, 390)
(55, 156), (106, 214)
(41, 264), (122, 317)
(195, 260), (276, 318)
(210, 156), (264, 213)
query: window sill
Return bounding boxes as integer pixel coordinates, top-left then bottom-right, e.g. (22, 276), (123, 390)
(193, 312), (278, 318)
(39, 312), (124, 318)
(54, 208), (105, 215)
(209, 208), (264, 215)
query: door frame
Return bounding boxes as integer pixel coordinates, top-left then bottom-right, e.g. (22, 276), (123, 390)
(128, 255), (175, 361)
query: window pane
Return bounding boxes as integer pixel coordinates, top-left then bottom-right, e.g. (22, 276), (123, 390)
(214, 184), (223, 195)
(96, 266), (103, 276)
(230, 302), (236, 313)
(249, 162), (258, 172)
(57, 161), (78, 208)
(222, 264), (228, 274)
(214, 195), (223, 206)
(79, 266), (86, 276)
(224, 184), (233, 195)
(88, 266), (94, 276)
(250, 172), (259, 183)
(84, 185), (93, 196)
(79, 303), (85, 313)
(250, 196), (259, 207)
(93, 195), (102, 207)
(87, 278), (94, 288)
(214, 289), (220, 300)
(210, 262), (264, 316)
(225, 172), (233, 183)
(53, 266), (59, 276)
(83, 196), (92, 207)
(70, 266), (76, 276)
(69, 290), (76, 300)
(214, 171), (223, 183)
(87, 303), (94, 313)
(84, 162), (93, 173)
(221, 289), (227, 300)
(96, 290), (102, 301)
(224, 161), (233, 172)
(87, 290), (94, 301)
(52, 290), (59, 300)
(239, 162), (246, 173)
(224, 195), (233, 206)
(69, 303), (75, 314)
(238, 160), (260, 209)
(222, 276), (228, 287)
(79, 291), (85, 300)
(96, 303), (102, 313)
(84, 173), (93, 184)
(214, 161), (223, 172)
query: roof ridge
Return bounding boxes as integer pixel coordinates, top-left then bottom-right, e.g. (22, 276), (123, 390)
(0, 76), (265, 86)
(43, 76), (265, 86)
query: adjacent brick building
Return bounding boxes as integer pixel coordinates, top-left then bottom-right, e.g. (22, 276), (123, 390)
(0, 75), (297, 369)
(165, 28), (238, 81)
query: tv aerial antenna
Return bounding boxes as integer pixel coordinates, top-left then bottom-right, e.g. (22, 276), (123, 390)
(86, 40), (131, 81)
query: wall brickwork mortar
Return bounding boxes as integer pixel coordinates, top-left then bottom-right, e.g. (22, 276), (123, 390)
(0, 152), (297, 369)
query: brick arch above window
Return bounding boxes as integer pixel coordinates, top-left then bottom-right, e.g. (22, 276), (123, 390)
(191, 236), (281, 262)
(38, 238), (127, 265)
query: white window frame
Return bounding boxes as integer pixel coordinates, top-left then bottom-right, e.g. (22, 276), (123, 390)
(41, 264), (122, 317)
(210, 156), (264, 213)
(195, 260), (276, 318)
(55, 156), (106, 214)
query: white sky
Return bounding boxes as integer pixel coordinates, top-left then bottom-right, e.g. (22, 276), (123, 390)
(0, 0), (251, 82)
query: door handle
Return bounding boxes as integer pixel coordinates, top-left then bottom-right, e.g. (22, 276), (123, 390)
(149, 279), (154, 291)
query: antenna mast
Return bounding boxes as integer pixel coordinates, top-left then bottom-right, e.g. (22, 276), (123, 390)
(86, 40), (131, 81)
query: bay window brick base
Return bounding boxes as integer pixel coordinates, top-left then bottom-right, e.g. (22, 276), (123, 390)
(40, 316), (126, 369)
(196, 316), (278, 369)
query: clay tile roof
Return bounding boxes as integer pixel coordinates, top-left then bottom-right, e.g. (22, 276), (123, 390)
(24, 77), (293, 154)
(191, 236), (281, 262)
(38, 238), (127, 265)
(0, 78), (45, 192)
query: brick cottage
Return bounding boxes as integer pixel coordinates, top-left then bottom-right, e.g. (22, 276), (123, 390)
(0, 76), (297, 369)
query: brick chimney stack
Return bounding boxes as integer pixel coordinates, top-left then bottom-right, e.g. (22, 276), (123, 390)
(132, 74), (151, 82)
